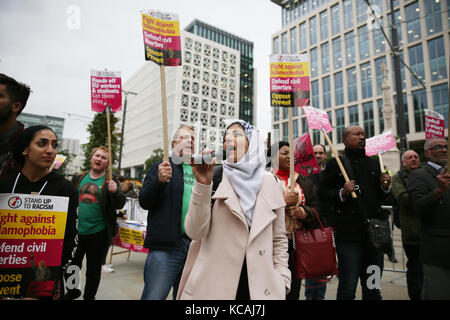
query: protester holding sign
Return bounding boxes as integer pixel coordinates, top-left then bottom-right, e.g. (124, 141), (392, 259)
(0, 125), (78, 300)
(268, 141), (320, 300)
(65, 146), (125, 300)
(318, 126), (391, 300)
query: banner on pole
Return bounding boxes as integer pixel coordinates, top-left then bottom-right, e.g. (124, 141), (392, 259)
(424, 109), (445, 140)
(142, 10), (182, 66)
(294, 132), (320, 176)
(0, 194), (68, 299)
(270, 54), (310, 107)
(365, 131), (397, 156)
(303, 106), (332, 132)
(90, 70), (122, 112)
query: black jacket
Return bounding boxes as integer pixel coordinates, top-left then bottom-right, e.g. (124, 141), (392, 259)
(0, 171), (78, 270)
(408, 163), (450, 268)
(72, 171), (126, 244)
(318, 148), (389, 242)
(139, 159), (187, 250)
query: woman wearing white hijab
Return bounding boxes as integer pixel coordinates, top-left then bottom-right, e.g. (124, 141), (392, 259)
(177, 119), (290, 300)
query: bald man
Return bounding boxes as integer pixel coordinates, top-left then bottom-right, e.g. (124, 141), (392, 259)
(391, 150), (422, 300)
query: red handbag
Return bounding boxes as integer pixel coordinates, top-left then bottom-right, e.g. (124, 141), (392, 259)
(292, 209), (338, 280)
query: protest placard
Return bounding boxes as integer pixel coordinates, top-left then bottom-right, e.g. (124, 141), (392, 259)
(90, 70), (122, 112)
(50, 154), (67, 171)
(365, 131), (397, 157)
(424, 109), (445, 140)
(302, 106), (333, 132)
(270, 54), (310, 107)
(112, 220), (148, 254)
(294, 132), (320, 176)
(141, 10), (181, 66)
(0, 194), (68, 299)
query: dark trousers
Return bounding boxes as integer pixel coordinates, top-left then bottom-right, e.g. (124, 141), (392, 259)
(422, 264), (450, 300)
(236, 258), (250, 300)
(335, 241), (384, 300)
(286, 239), (301, 300)
(402, 243), (423, 300)
(71, 229), (109, 300)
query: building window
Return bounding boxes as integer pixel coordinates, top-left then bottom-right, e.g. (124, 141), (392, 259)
(425, 0), (442, 35)
(299, 23), (307, 51)
(290, 27), (297, 53)
(343, 0), (353, 30)
(321, 42), (330, 74)
(283, 122), (289, 141)
(363, 102), (375, 138)
(349, 105), (359, 126)
(311, 47), (319, 78)
(311, 80), (319, 108)
(428, 36), (447, 82)
(412, 89), (427, 133)
(377, 99), (384, 133)
(408, 44), (425, 87)
(310, 16), (317, 46)
(357, 0), (368, 23)
(335, 72), (344, 106)
(293, 119), (299, 139)
(333, 37), (342, 70)
(347, 67), (358, 102)
(320, 10), (329, 41)
(360, 62), (372, 99)
(301, 117), (308, 134)
(331, 4), (340, 35)
(358, 25), (369, 60)
(432, 84), (449, 128)
(373, 17), (385, 55)
(273, 36), (279, 54)
(322, 76), (331, 109)
(273, 107), (279, 122)
(273, 124), (280, 142)
(335, 108), (345, 143)
(375, 57), (386, 96)
(282, 32), (288, 54)
(405, 2), (422, 43)
(345, 31), (355, 65)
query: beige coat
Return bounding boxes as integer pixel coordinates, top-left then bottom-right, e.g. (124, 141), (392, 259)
(177, 172), (290, 300)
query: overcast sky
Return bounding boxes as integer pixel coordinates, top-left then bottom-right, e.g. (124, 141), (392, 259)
(0, 0), (282, 144)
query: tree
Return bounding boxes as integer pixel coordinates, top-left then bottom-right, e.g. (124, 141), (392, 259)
(82, 112), (120, 171)
(144, 148), (164, 172)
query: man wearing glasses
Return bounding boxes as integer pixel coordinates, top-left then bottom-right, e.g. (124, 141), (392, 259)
(408, 137), (450, 299)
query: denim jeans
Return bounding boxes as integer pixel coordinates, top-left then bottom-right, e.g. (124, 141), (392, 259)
(335, 241), (384, 300)
(305, 278), (327, 300)
(141, 237), (190, 300)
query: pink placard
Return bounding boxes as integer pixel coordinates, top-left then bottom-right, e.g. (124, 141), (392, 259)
(365, 131), (397, 156)
(425, 109), (445, 140)
(294, 132), (321, 176)
(302, 106), (332, 132)
(90, 70), (122, 112)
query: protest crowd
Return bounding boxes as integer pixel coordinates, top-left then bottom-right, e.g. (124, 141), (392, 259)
(0, 71), (449, 301)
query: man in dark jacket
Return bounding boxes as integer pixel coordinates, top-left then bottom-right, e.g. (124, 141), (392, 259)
(319, 126), (391, 300)
(391, 149), (422, 300)
(139, 125), (195, 300)
(65, 146), (126, 300)
(0, 74), (30, 179)
(408, 137), (450, 299)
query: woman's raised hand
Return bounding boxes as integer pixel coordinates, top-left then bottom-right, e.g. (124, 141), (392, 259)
(191, 150), (216, 185)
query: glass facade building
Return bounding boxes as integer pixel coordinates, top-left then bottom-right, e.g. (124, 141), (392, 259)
(18, 113), (65, 149)
(185, 20), (255, 125)
(271, 0), (449, 149)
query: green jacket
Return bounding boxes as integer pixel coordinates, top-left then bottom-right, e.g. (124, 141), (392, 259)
(72, 171), (126, 243)
(391, 167), (421, 245)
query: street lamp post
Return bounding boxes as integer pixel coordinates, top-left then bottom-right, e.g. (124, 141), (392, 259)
(118, 90), (138, 173)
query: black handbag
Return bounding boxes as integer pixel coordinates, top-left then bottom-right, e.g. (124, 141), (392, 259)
(365, 217), (391, 252)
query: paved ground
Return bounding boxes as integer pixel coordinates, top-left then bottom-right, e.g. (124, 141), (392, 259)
(75, 224), (409, 300)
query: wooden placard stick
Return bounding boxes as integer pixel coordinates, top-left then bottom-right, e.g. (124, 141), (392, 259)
(160, 65), (170, 162)
(288, 107), (295, 191)
(378, 151), (385, 173)
(105, 105), (113, 181)
(321, 128), (357, 199)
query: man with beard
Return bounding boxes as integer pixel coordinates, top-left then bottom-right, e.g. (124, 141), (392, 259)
(408, 137), (450, 299)
(318, 126), (391, 300)
(0, 74), (31, 178)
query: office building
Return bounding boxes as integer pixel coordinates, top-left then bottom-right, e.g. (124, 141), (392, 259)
(18, 112), (65, 143)
(119, 28), (241, 179)
(270, 0), (449, 153)
(185, 19), (256, 125)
